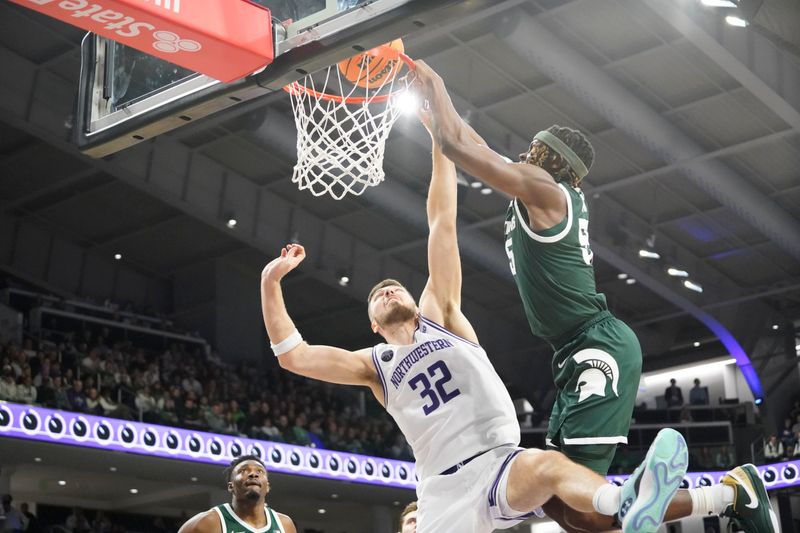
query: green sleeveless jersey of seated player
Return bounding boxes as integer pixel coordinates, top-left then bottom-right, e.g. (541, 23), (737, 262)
(504, 183), (608, 346)
(212, 503), (286, 533)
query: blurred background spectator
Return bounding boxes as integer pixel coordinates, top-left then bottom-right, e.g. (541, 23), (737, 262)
(664, 378), (683, 407)
(689, 378), (709, 405)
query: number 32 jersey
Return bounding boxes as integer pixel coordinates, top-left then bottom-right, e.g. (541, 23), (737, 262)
(372, 316), (520, 481)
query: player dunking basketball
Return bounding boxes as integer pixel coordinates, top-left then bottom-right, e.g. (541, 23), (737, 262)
(410, 60), (778, 533)
(261, 121), (689, 532)
(178, 455), (296, 533)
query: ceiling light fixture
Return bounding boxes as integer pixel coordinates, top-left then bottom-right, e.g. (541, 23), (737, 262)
(693, 341), (701, 347)
(114, 253), (122, 260)
(470, 181), (483, 189)
(701, 0), (737, 7)
(725, 15), (748, 27)
(683, 280), (703, 293)
(109, 466), (117, 472)
(667, 268), (689, 277)
(480, 187), (492, 195)
(34, 457), (42, 462)
(129, 488), (138, 494)
(58, 480), (66, 486)
(626, 278), (637, 285)
(317, 509), (326, 514)
(190, 476), (198, 482)
(772, 324), (779, 330)
(638, 249), (660, 259)
(226, 218), (237, 229)
(338, 275), (350, 287)
(617, 273), (628, 280)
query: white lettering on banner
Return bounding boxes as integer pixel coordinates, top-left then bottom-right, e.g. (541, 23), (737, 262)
(23, 0), (197, 48)
(153, 0), (181, 14)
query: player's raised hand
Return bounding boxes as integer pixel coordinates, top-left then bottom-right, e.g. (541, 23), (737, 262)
(261, 244), (306, 283)
(417, 102), (434, 138)
(410, 62), (439, 138)
(411, 60), (440, 90)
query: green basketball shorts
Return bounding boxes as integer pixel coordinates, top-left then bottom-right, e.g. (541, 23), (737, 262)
(546, 312), (642, 474)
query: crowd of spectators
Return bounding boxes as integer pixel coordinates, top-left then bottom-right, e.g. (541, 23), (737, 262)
(55, 506), (179, 533)
(2, 496), (187, 533)
(764, 397), (800, 462)
(0, 327), (413, 463)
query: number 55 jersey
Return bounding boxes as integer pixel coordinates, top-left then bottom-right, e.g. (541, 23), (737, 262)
(371, 315), (520, 481)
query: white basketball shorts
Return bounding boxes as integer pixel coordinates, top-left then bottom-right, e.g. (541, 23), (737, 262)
(416, 445), (546, 533)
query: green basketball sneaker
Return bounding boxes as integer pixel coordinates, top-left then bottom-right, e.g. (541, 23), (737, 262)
(618, 428), (689, 533)
(720, 464), (779, 533)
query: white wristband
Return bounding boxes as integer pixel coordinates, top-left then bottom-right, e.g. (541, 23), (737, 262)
(271, 329), (303, 356)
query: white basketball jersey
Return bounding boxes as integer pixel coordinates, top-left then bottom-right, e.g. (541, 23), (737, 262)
(371, 316), (520, 480)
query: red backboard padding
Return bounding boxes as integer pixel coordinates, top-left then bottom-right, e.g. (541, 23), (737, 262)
(11, 0), (274, 83)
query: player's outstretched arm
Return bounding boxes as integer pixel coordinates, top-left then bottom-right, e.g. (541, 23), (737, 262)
(413, 61), (563, 214)
(417, 116), (478, 343)
(260, 245), (382, 398)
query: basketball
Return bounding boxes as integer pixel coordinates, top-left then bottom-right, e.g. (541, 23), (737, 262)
(338, 39), (405, 89)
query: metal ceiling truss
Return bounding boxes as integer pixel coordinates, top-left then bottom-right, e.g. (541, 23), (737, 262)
(647, 0), (800, 132)
(0, 168), (100, 214)
(435, 37), (768, 296)
(501, 8), (800, 262)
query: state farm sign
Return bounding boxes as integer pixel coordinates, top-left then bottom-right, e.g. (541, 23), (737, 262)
(11, 0), (273, 83)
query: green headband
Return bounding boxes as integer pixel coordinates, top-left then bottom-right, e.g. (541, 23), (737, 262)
(533, 131), (589, 181)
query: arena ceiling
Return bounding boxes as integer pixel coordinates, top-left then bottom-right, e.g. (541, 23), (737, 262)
(1, 0), (799, 408)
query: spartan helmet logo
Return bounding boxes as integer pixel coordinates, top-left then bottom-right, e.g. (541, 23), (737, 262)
(573, 349), (619, 403)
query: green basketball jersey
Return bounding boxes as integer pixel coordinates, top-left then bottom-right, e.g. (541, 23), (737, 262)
(504, 183), (608, 346)
(212, 503), (285, 533)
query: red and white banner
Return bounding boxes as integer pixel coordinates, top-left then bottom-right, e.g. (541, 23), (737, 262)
(10, 0), (274, 83)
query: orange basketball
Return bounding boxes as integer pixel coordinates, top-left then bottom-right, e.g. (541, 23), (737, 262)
(338, 39), (405, 89)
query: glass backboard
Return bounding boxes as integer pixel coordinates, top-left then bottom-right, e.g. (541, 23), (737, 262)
(75, 0), (489, 158)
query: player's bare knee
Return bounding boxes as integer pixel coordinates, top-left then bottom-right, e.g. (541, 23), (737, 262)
(517, 449), (563, 480)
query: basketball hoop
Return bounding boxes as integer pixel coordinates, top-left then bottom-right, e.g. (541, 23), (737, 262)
(284, 45), (415, 200)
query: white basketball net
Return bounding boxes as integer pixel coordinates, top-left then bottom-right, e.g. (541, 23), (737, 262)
(286, 61), (411, 200)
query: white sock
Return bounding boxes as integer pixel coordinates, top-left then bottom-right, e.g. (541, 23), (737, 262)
(592, 483), (621, 516)
(688, 485), (735, 515)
